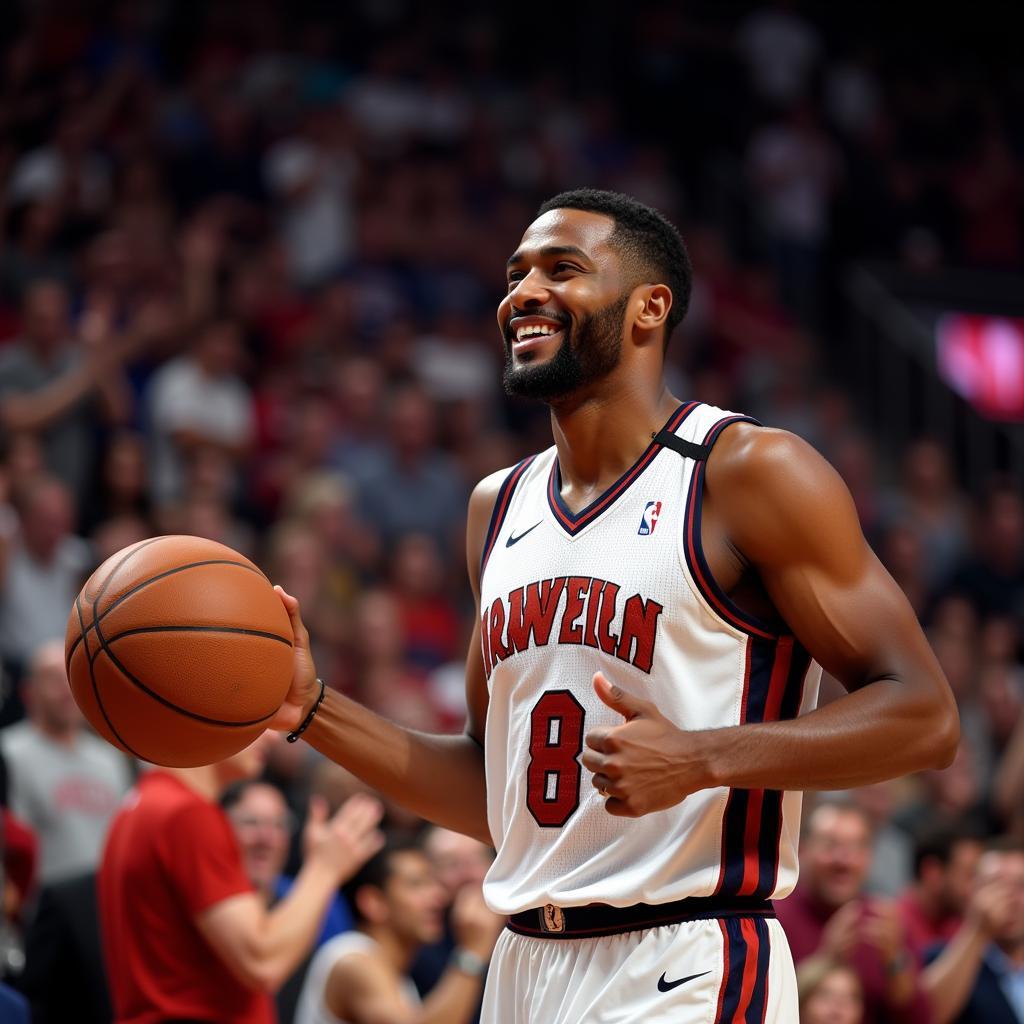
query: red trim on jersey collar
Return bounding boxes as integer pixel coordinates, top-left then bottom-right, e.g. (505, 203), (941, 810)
(546, 401), (700, 537)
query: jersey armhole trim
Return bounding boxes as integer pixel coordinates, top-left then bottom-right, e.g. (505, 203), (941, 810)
(479, 455), (537, 581)
(682, 415), (780, 639)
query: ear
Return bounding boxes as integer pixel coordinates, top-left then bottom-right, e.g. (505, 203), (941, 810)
(631, 284), (672, 340)
(355, 885), (389, 925)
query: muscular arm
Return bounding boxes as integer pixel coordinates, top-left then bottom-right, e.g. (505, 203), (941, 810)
(585, 427), (958, 814)
(699, 427), (958, 790)
(275, 473), (502, 845)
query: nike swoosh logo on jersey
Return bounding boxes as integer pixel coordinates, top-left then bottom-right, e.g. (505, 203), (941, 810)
(506, 521), (542, 547)
(657, 970), (711, 993)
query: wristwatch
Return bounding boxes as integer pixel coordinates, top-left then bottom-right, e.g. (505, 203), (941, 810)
(450, 947), (488, 977)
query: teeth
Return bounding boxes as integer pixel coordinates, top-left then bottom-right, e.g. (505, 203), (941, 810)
(516, 324), (560, 342)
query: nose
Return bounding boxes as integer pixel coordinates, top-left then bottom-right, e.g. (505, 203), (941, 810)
(508, 267), (551, 308)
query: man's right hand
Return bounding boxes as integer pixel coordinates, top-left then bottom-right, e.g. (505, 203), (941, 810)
(304, 793), (386, 881)
(271, 586), (322, 732)
(451, 884), (505, 959)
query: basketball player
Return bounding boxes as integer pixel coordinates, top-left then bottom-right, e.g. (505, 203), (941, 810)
(273, 189), (959, 1022)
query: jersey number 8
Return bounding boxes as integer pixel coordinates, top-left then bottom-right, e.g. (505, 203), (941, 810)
(527, 690), (586, 827)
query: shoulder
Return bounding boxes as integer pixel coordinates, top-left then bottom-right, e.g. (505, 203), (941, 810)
(705, 425), (864, 566)
(706, 424), (825, 486)
(0, 723), (35, 757)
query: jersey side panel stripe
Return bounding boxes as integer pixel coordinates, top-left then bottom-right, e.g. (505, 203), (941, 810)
(754, 643), (815, 895)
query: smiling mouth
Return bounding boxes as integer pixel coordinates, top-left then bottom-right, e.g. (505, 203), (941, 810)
(508, 319), (568, 355)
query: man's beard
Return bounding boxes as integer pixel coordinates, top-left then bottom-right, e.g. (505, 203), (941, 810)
(502, 295), (628, 401)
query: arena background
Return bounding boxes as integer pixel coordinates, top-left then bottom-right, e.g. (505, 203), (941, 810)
(0, 1), (1021, 1022)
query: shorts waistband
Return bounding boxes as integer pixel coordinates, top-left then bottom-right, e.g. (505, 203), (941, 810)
(507, 896), (775, 939)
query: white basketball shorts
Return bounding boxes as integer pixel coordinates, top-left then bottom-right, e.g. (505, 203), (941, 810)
(480, 915), (797, 1024)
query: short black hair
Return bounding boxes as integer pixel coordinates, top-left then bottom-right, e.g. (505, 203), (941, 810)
(342, 836), (425, 924)
(536, 188), (692, 346)
(912, 824), (984, 878)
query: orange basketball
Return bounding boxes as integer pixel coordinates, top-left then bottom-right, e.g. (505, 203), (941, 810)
(65, 535), (293, 768)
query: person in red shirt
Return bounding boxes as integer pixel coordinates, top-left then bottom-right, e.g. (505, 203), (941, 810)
(898, 826), (984, 964)
(98, 733), (384, 1024)
(776, 800), (932, 1024)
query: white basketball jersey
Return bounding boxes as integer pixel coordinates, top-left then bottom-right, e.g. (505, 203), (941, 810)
(478, 402), (822, 915)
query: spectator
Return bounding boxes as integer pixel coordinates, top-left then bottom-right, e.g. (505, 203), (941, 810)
(747, 102), (841, 325)
(735, 0), (823, 107)
(0, 279), (130, 500)
(294, 837), (504, 1024)
(948, 483), (1024, 621)
(98, 735), (385, 1024)
(264, 106), (358, 288)
(0, 640), (130, 884)
(349, 384), (467, 555)
(224, 778), (353, 945)
(225, 778), (355, 1024)
(898, 826), (984, 964)
(145, 316), (255, 505)
(411, 827), (494, 1018)
(880, 440), (969, 593)
(777, 800), (931, 1023)
(923, 841), (1024, 1023)
(797, 956), (865, 1024)
(16, 870), (112, 1024)
(0, 476), (91, 693)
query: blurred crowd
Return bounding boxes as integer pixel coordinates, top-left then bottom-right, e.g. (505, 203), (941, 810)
(0, 1), (1020, 1022)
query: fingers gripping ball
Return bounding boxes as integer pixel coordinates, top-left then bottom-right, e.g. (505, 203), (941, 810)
(65, 536), (293, 767)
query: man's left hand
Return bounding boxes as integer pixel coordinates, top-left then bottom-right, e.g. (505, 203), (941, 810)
(582, 672), (713, 817)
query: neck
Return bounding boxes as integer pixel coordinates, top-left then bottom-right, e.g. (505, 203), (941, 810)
(33, 719), (76, 746)
(161, 764), (223, 802)
(363, 924), (417, 973)
(549, 381), (678, 500)
(997, 937), (1024, 966)
(911, 883), (943, 921)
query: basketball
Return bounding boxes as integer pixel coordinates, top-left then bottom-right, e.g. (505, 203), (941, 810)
(64, 535), (294, 768)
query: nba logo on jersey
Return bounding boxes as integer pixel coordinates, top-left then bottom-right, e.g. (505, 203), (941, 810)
(637, 500), (662, 536)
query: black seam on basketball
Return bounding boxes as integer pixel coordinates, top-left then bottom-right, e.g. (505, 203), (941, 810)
(75, 593), (144, 759)
(68, 558), (265, 665)
(91, 536), (168, 611)
(67, 537), (202, 665)
(91, 604), (277, 729)
(102, 625), (293, 646)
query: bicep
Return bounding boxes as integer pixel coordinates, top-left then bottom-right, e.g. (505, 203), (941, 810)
(715, 430), (938, 688)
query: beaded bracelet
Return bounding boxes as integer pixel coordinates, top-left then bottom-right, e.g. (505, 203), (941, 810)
(286, 678), (326, 743)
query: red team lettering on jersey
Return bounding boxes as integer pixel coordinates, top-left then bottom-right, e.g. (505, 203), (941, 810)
(480, 578), (664, 678)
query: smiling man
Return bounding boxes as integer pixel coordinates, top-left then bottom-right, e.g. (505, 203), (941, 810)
(272, 188), (959, 1023)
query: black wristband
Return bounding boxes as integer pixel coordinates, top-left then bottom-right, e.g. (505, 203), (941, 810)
(286, 678), (326, 743)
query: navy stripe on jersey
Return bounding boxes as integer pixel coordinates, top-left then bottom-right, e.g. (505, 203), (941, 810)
(546, 401), (699, 536)
(716, 636), (811, 899)
(714, 916), (771, 1022)
(480, 456), (536, 579)
(682, 415), (775, 639)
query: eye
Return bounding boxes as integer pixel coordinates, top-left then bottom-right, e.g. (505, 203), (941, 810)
(552, 262), (580, 276)
(507, 271), (524, 288)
